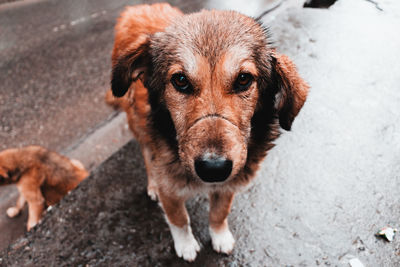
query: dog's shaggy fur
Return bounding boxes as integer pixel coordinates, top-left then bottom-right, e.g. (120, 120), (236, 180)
(107, 3), (309, 261)
(0, 146), (88, 230)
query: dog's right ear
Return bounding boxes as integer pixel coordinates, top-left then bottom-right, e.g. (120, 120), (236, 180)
(111, 39), (150, 97)
(110, 3), (183, 97)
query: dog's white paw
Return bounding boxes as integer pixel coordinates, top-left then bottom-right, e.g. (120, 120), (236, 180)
(6, 207), (20, 218)
(169, 224), (200, 262)
(210, 227), (235, 254)
(174, 235), (200, 262)
(147, 186), (158, 201)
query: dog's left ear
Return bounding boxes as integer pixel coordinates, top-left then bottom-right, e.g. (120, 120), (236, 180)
(272, 53), (309, 130)
(111, 38), (150, 97)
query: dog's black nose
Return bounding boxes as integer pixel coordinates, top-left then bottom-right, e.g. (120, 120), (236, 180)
(194, 155), (232, 183)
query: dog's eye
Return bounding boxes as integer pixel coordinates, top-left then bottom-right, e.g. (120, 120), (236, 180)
(234, 73), (254, 92)
(171, 73), (193, 94)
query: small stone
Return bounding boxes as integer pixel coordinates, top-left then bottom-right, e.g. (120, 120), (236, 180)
(376, 227), (397, 242)
(349, 258), (365, 267)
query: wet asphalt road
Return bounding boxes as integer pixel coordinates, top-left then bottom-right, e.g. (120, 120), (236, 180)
(0, 0), (132, 152)
(1, 0), (400, 266)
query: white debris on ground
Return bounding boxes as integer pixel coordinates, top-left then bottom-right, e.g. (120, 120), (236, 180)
(349, 257), (365, 267)
(376, 227), (398, 242)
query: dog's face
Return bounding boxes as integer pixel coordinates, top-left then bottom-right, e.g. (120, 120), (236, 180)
(150, 12), (268, 183)
(161, 52), (258, 183)
(111, 10), (308, 183)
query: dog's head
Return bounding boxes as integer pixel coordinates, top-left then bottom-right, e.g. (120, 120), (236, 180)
(111, 9), (308, 183)
(0, 165), (9, 184)
(0, 150), (14, 184)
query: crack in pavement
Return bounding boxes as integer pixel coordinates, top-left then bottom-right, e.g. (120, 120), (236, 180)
(364, 0), (383, 11)
(255, 0), (286, 21)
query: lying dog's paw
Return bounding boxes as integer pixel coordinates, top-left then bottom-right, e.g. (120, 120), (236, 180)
(170, 224), (201, 262)
(6, 207), (20, 218)
(210, 227), (235, 254)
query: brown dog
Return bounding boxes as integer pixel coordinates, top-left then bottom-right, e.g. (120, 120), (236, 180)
(0, 146), (88, 230)
(108, 3), (309, 261)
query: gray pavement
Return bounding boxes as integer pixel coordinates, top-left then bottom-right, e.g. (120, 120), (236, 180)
(1, 0), (400, 266)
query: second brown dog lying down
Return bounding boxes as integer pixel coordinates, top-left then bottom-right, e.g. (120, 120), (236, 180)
(0, 146), (88, 230)
(109, 3), (309, 261)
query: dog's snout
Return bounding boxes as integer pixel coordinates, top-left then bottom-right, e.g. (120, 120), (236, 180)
(194, 155), (232, 183)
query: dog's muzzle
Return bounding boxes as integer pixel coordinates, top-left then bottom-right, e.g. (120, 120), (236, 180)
(194, 154), (232, 183)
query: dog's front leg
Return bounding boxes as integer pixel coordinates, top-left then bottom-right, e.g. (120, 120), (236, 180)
(209, 191), (235, 254)
(158, 189), (200, 262)
(25, 191), (45, 231)
(141, 146), (157, 201)
(17, 177), (45, 231)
